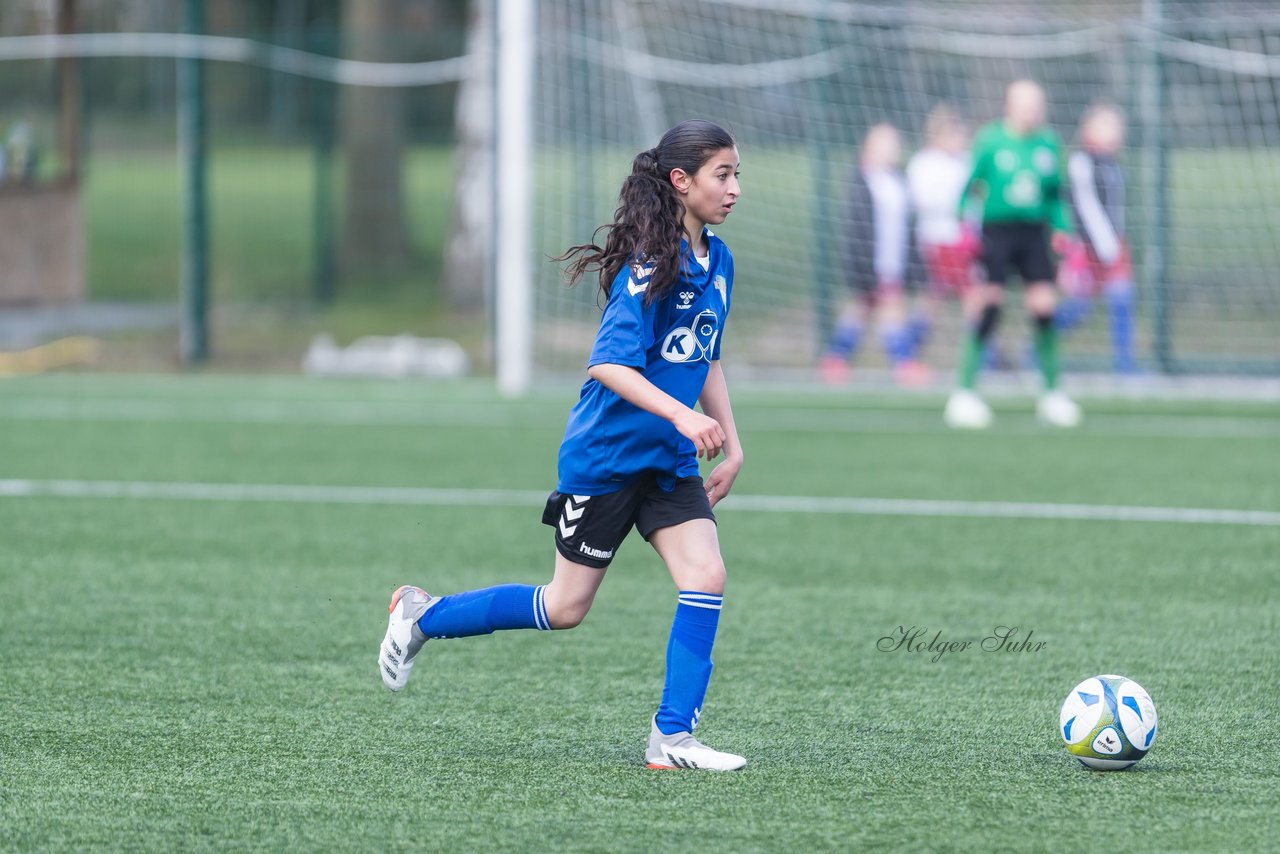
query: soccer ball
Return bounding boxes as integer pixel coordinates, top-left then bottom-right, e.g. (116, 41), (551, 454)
(1059, 674), (1158, 770)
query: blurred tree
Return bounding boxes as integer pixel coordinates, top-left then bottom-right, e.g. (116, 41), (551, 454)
(340, 0), (413, 274)
(442, 0), (491, 309)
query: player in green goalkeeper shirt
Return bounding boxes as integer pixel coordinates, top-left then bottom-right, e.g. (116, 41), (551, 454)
(944, 79), (1083, 429)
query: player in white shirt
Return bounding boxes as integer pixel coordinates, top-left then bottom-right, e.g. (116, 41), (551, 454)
(907, 104), (983, 312)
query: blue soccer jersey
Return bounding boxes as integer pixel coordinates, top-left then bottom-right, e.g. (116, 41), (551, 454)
(557, 229), (734, 495)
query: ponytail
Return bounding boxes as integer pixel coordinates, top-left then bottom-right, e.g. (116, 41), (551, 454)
(558, 120), (735, 303)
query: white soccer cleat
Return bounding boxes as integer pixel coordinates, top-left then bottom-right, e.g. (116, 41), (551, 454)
(944, 389), (994, 430)
(644, 718), (746, 771)
(378, 585), (436, 692)
(1037, 390), (1083, 428)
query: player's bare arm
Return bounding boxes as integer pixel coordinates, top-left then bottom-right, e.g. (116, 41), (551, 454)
(587, 362), (727, 460)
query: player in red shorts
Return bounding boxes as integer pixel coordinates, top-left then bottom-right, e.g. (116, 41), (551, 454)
(906, 104), (991, 371)
(908, 104), (980, 303)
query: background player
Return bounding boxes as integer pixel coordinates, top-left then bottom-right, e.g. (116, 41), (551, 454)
(377, 120), (748, 771)
(820, 123), (929, 386)
(907, 104), (979, 308)
(945, 80), (1083, 429)
(906, 103), (984, 364)
(1059, 103), (1137, 374)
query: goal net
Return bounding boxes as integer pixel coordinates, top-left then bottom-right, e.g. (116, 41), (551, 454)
(530, 1), (1280, 380)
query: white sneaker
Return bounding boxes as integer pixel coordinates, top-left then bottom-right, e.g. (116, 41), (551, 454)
(378, 585), (437, 692)
(944, 389), (994, 430)
(644, 718), (746, 771)
(1037, 390), (1083, 428)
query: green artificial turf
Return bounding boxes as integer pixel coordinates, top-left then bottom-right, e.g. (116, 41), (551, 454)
(1, 375), (1277, 851)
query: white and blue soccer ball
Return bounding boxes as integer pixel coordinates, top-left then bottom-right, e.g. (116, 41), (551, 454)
(1059, 675), (1158, 770)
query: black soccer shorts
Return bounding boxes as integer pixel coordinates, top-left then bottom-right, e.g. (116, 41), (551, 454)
(981, 221), (1055, 286)
(541, 475), (715, 569)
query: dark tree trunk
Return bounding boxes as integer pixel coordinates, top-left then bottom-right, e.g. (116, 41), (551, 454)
(340, 0), (413, 275)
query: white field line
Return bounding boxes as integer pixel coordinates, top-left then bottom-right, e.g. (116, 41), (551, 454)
(1, 479), (1277, 527)
(0, 397), (1277, 439)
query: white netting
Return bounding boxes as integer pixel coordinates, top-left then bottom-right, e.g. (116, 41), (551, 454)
(532, 1), (1280, 377)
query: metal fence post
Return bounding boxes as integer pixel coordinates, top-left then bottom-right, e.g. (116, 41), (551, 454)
(311, 21), (338, 305)
(1139, 0), (1173, 373)
(808, 2), (838, 360)
(179, 0), (209, 363)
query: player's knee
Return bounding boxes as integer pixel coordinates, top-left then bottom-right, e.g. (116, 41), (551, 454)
(981, 284), (1005, 307)
(679, 557), (727, 596)
(545, 597), (591, 630)
(542, 580), (597, 630)
(1105, 277), (1133, 300)
(1025, 284), (1056, 317)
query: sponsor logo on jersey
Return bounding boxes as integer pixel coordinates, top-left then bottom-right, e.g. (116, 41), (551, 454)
(660, 309), (719, 364)
(676, 290), (696, 310)
(1034, 147), (1056, 175)
(1005, 171), (1042, 207)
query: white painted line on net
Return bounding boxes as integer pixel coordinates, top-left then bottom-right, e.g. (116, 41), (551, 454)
(1, 479), (1276, 527)
(0, 397), (1277, 439)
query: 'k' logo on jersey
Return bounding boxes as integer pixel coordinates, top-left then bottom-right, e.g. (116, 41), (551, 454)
(661, 309), (719, 364)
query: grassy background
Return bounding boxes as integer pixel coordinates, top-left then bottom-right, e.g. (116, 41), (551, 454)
(85, 147), (454, 304)
(83, 146), (1280, 303)
(70, 144), (1280, 373)
(1, 375), (1277, 851)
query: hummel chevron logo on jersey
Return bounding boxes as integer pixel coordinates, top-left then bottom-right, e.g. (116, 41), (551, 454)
(627, 276), (647, 297)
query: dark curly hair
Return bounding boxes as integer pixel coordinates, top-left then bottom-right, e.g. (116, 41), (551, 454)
(558, 119), (736, 303)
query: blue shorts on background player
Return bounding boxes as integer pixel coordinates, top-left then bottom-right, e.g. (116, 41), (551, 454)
(377, 120), (749, 771)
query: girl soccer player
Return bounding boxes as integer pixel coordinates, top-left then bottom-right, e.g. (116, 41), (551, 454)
(907, 104), (980, 310)
(945, 79), (1083, 429)
(819, 123), (930, 386)
(1060, 103), (1136, 374)
(377, 120), (747, 771)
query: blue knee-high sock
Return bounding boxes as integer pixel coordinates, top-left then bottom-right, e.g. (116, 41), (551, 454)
(982, 342), (1002, 370)
(1106, 278), (1136, 373)
(826, 319), (863, 360)
(880, 323), (914, 367)
(907, 313), (931, 359)
(655, 592), (722, 736)
(417, 584), (550, 638)
(1056, 295), (1093, 333)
